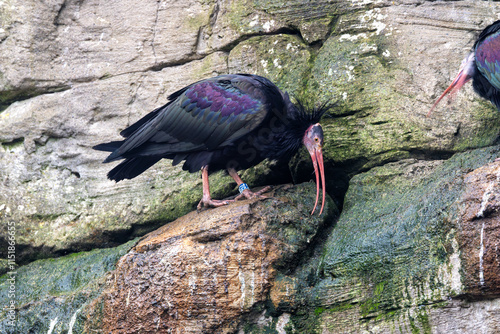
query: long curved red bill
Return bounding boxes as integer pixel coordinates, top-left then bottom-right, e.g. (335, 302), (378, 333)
(310, 148), (325, 215)
(427, 71), (469, 117)
(427, 54), (475, 117)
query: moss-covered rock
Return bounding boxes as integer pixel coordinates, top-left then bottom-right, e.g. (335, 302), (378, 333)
(307, 5), (500, 172)
(229, 34), (313, 97)
(0, 239), (136, 334)
(270, 145), (500, 333)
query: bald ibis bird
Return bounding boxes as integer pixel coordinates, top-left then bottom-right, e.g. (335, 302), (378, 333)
(93, 74), (329, 214)
(428, 20), (500, 115)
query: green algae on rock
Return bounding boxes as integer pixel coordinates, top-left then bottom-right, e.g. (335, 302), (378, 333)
(0, 239), (137, 334)
(268, 146), (500, 333)
(228, 34), (313, 98)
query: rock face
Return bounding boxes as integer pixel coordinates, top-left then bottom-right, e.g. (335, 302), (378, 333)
(0, 184), (336, 334)
(2, 0), (500, 265)
(0, 239), (136, 334)
(283, 147), (500, 333)
(459, 161), (500, 296)
(1, 0), (500, 333)
(93, 184), (334, 333)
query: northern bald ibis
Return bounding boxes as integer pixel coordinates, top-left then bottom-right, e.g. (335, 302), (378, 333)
(93, 74), (330, 214)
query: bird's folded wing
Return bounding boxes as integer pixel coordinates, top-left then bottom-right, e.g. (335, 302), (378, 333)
(105, 76), (270, 161)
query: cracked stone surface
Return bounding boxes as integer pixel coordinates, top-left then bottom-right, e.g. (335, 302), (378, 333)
(2, 0), (500, 263)
(93, 184), (335, 334)
(1, 0), (500, 333)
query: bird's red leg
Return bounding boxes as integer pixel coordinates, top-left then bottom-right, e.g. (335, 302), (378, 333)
(197, 165), (234, 211)
(227, 168), (271, 201)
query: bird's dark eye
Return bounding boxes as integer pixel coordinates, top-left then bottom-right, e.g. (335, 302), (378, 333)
(315, 138), (319, 142)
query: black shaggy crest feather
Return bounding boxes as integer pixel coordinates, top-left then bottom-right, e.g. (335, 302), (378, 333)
(285, 98), (334, 139)
(292, 99), (334, 123)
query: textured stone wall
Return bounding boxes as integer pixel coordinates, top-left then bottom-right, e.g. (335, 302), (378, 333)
(1, 0), (499, 263)
(1, 0), (500, 333)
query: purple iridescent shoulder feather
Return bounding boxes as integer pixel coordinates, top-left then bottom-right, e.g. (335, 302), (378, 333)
(475, 25), (500, 90)
(184, 81), (261, 117)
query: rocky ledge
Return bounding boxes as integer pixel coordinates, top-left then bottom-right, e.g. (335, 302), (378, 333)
(2, 147), (500, 333)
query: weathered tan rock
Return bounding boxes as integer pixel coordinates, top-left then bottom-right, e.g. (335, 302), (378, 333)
(0, 0), (214, 101)
(90, 183), (333, 333)
(0, 52), (231, 262)
(459, 161), (500, 296)
(2, 0), (500, 264)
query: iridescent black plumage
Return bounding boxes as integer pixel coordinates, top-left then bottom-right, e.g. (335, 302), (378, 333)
(472, 20), (500, 109)
(94, 74), (330, 213)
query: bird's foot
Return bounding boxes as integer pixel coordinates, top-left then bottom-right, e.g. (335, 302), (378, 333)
(197, 198), (234, 212)
(235, 186), (272, 201)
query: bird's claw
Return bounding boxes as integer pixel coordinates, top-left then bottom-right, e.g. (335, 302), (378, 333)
(196, 186), (271, 212)
(197, 198), (234, 212)
(234, 186), (271, 201)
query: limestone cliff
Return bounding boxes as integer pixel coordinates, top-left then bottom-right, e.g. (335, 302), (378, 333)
(1, 0), (500, 333)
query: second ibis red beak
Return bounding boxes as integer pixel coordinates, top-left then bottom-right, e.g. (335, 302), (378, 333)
(427, 52), (475, 117)
(304, 123), (326, 215)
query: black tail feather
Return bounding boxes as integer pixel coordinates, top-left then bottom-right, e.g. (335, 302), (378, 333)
(119, 105), (166, 138)
(93, 141), (126, 163)
(93, 141), (124, 152)
(107, 156), (162, 181)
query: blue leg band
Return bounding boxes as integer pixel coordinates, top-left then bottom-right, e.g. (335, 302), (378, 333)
(238, 183), (250, 194)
